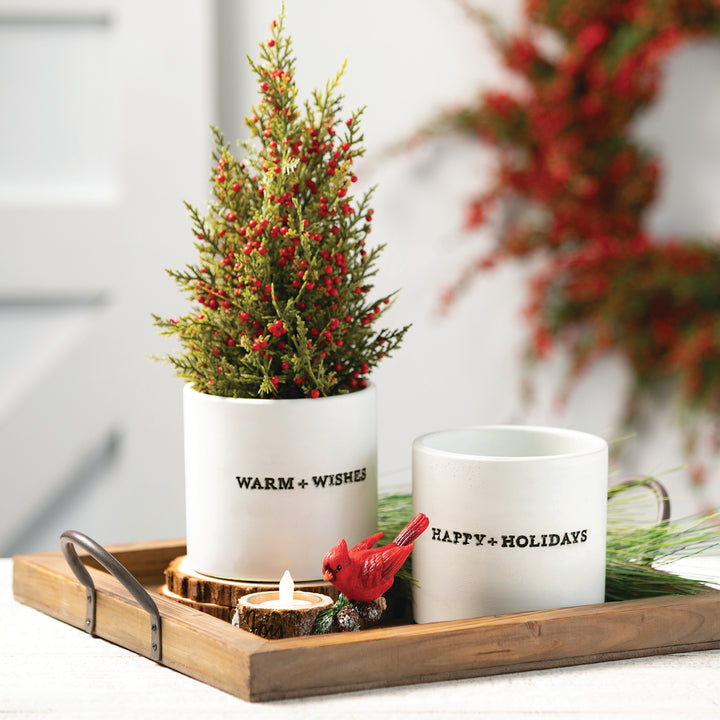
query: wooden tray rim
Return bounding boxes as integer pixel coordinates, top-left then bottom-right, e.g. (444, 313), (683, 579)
(12, 538), (720, 702)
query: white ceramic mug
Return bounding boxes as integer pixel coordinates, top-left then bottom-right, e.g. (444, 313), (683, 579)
(412, 425), (608, 623)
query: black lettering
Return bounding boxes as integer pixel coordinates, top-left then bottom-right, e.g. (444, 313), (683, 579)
(541, 534), (548, 546)
(236, 476), (252, 489)
(452, 531), (462, 544)
(264, 477), (276, 490)
(278, 477), (294, 490)
(251, 478), (263, 489)
(344, 472), (353, 483)
(312, 476), (327, 487)
(249, 610), (282, 639)
(462, 533), (473, 545)
(571, 531), (581, 543)
(560, 532), (572, 546)
(324, 474), (334, 486)
(549, 534), (560, 546)
(516, 535), (528, 548)
(581, 529), (588, 542)
(474, 533), (486, 546)
(529, 535), (541, 547)
(441, 530), (452, 543)
(432, 527), (441, 541)
(502, 535), (515, 548)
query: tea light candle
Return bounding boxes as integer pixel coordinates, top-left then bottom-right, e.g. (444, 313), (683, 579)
(234, 570), (334, 638)
(257, 571), (314, 609)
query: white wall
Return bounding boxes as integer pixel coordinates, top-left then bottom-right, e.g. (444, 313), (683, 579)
(4, 0), (720, 554)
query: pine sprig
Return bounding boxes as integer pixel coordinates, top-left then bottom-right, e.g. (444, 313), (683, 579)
(153, 7), (409, 398)
(313, 593), (353, 634)
(605, 486), (720, 599)
(377, 492), (418, 587)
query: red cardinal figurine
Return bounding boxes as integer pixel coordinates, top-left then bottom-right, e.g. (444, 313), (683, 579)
(322, 513), (430, 602)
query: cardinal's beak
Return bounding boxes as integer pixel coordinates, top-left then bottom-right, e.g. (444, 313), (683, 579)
(323, 569), (334, 582)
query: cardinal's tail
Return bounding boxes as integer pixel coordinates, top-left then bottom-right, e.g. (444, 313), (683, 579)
(393, 512), (429, 546)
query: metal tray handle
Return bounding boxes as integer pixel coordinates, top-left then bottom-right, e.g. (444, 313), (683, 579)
(60, 530), (161, 662)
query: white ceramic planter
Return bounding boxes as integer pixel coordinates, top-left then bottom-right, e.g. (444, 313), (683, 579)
(183, 384), (377, 581)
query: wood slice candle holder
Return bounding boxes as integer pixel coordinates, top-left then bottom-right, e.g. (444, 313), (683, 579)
(234, 588), (334, 639)
(157, 584), (233, 622)
(163, 555), (338, 613)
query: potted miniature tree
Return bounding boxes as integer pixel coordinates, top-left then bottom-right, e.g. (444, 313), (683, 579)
(154, 10), (408, 581)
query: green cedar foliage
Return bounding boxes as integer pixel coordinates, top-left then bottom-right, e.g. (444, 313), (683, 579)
(154, 11), (408, 398)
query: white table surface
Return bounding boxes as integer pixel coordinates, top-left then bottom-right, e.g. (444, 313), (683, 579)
(4, 556), (720, 719)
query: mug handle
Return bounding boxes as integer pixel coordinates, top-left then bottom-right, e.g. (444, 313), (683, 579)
(607, 476), (671, 525)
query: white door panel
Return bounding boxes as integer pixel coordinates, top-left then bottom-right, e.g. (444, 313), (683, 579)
(0, 0), (216, 553)
(0, 207), (122, 293)
(0, 306), (116, 550)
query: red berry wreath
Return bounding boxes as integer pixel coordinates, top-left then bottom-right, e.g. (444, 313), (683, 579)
(433, 0), (720, 455)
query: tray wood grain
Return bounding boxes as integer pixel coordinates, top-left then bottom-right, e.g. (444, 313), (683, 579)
(12, 539), (720, 702)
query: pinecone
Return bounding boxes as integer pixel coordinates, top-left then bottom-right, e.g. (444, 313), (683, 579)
(335, 604), (360, 632)
(356, 596), (387, 628)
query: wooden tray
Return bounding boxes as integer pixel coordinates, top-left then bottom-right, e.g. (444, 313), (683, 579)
(12, 539), (720, 702)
